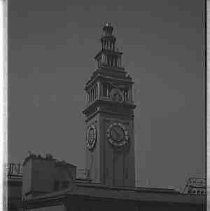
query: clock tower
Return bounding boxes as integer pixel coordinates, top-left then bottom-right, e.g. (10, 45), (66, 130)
(83, 23), (136, 187)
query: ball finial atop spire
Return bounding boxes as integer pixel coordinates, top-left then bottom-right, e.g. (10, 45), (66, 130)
(105, 22), (112, 27)
(103, 22), (113, 36)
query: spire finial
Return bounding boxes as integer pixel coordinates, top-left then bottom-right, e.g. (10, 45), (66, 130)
(105, 22), (112, 27)
(103, 22), (114, 36)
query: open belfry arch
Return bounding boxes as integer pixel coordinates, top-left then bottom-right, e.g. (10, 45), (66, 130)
(83, 23), (136, 187)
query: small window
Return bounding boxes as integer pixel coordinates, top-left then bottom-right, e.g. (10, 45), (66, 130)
(115, 57), (118, 67)
(62, 181), (69, 189)
(54, 180), (59, 191)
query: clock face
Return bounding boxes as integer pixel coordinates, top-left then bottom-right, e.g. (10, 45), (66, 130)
(110, 125), (124, 142)
(86, 125), (97, 150)
(107, 122), (129, 147)
(110, 88), (123, 103)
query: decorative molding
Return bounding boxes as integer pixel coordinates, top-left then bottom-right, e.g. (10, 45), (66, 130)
(86, 124), (97, 151)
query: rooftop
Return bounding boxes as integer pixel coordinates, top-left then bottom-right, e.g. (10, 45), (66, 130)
(21, 181), (205, 206)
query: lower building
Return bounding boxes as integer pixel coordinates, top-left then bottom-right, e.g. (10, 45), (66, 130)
(22, 154), (77, 200)
(8, 177), (22, 211)
(183, 177), (206, 195)
(7, 163), (23, 211)
(20, 182), (206, 211)
(18, 153), (206, 211)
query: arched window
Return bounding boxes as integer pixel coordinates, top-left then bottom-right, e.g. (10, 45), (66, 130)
(94, 86), (96, 100)
(103, 83), (107, 97)
(111, 57), (113, 66)
(91, 89), (93, 102)
(102, 54), (104, 63)
(92, 88), (95, 101)
(95, 84), (98, 99)
(114, 57), (117, 67)
(124, 88), (129, 101)
(104, 55), (107, 65)
(88, 90), (90, 102)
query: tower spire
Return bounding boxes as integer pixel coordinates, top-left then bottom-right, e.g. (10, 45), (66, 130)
(95, 23), (123, 69)
(103, 22), (114, 36)
(101, 22), (116, 51)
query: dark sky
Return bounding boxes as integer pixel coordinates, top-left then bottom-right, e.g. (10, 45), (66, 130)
(8, 0), (205, 190)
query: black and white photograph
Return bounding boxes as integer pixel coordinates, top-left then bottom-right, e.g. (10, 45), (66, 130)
(6, 0), (206, 210)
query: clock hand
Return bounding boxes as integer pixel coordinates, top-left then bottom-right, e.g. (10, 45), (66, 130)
(112, 127), (122, 139)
